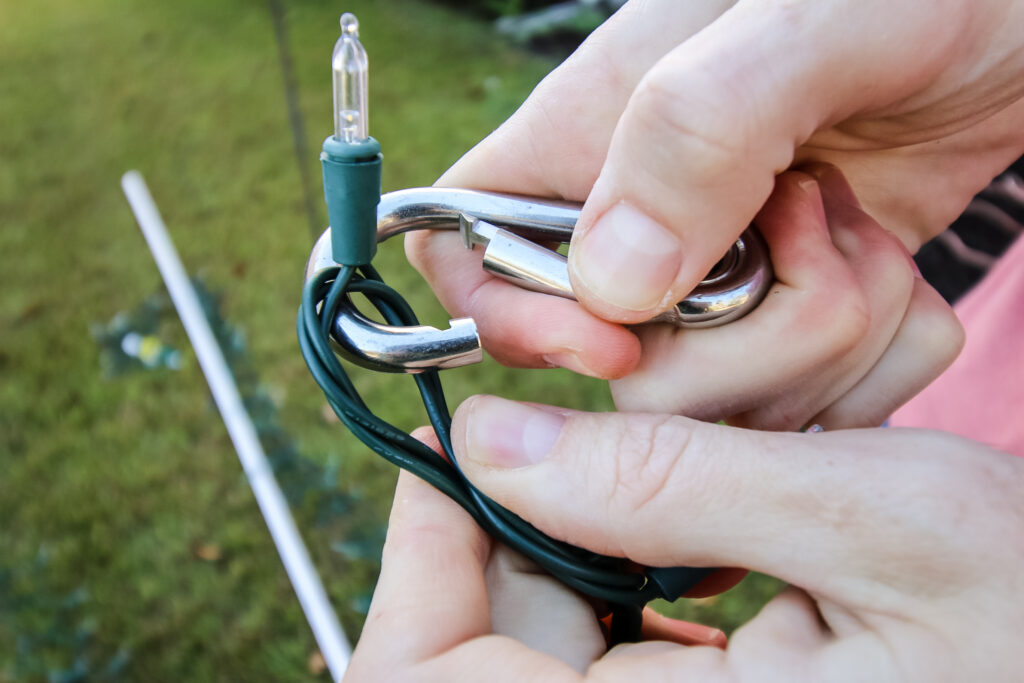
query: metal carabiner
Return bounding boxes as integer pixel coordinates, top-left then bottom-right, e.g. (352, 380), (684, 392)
(305, 187), (773, 373)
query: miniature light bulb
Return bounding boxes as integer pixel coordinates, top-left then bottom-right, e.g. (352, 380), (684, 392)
(321, 12), (381, 268)
(332, 13), (369, 143)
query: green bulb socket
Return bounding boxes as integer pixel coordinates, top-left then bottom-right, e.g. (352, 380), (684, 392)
(321, 135), (382, 266)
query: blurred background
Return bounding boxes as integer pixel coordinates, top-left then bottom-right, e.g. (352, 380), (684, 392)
(0, 1), (792, 680)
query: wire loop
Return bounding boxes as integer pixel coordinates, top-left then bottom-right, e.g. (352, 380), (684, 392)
(298, 265), (714, 642)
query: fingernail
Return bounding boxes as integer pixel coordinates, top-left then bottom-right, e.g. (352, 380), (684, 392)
(465, 397), (565, 469)
(796, 177), (819, 195)
(671, 622), (728, 649)
(795, 177), (827, 228)
(542, 351), (599, 378)
(571, 202), (682, 311)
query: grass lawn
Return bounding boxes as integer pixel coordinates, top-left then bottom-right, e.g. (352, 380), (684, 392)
(0, 0), (780, 679)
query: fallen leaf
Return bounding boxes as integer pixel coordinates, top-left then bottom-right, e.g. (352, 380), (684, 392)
(191, 542), (222, 562)
(308, 650), (327, 675)
(321, 403), (340, 424)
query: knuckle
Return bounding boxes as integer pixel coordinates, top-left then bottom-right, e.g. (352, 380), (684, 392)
(907, 285), (965, 369)
(386, 520), (488, 578)
(602, 416), (703, 526)
(927, 315), (965, 371)
(627, 70), (744, 183)
(871, 236), (918, 301)
(801, 283), (872, 363)
(876, 246), (917, 294)
(828, 285), (872, 350)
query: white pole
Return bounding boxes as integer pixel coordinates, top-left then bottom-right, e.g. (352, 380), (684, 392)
(121, 171), (351, 681)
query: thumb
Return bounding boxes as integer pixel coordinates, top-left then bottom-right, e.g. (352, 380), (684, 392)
(450, 396), (1009, 599)
(568, 1), (960, 321)
(452, 396), (820, 575)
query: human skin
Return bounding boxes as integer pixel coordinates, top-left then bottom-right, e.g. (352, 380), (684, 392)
(420, 165), (966, 431)
(343, 175), (1019, 680)
(344, 420), (1024, 681)
(361, 1), (1024, 678)
(405, 0), (1024, 428)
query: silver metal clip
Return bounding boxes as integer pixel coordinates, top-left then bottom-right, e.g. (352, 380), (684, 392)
(305, 188), (773, 373)
(459, 214), (771, 328)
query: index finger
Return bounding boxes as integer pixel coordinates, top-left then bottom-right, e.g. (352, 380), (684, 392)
(349, 470), (492, 675)
(405, 1), (737, 375)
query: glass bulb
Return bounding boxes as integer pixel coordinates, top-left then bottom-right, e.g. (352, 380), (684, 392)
(332, 13), (369, 143)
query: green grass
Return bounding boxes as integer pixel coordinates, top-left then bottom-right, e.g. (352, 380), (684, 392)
(0, 0), (780, 679)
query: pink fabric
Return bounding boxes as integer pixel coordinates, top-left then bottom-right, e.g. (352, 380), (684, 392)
(890, 236), (1024, 456)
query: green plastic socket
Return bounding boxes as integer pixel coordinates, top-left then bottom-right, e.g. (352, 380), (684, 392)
(321, 135), (382, 266)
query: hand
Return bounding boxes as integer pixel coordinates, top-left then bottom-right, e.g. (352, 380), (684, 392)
(417, 163), (965, 430)
(407, 0), (1022, 385)
(611, 165), (963, 429)
(345, 430), (728, 681)
(412, 397), (1024, 681)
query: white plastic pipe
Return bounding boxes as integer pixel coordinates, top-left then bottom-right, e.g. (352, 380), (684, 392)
(122, 171), (351, 681)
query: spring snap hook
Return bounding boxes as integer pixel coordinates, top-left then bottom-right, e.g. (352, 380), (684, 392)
(304, 188), (773, 373)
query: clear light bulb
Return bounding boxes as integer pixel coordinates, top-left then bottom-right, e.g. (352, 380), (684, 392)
(332, 13), (369, 143)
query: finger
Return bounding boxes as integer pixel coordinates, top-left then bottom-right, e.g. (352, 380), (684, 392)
(726, 588), (830, 678)
(406, 1), (738, 375)
(567, 2), (966, 322)
(405, 230), (641, 378)
(641, 607), (727, 649)
(434, 0), (739, 199)
(486, 544), (605, 673)
(449, 396), (988, 599)
(349, 470), (492, 676)
(417, 635), (581, 683)
(595, 592), (835, 682)
(728, 164), (918, 429)
(411, 424), (443, 454)
(610, 170), (869, 424)
(811, 277), (965, 428)
(797, 97), (1024, 251)
(611, 165), (919, 430)
(730, 587), (828, 653)
(590, 640), (728, 682)
(730, 589), (894, 682)
(594, 592), (832, 683)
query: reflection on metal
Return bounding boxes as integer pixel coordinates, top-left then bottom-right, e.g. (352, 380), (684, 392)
(331, 306), (482, 374)
(305, 187), (774, 372)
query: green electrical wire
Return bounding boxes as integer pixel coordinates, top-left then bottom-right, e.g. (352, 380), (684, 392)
(297, 265), (714, 644)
